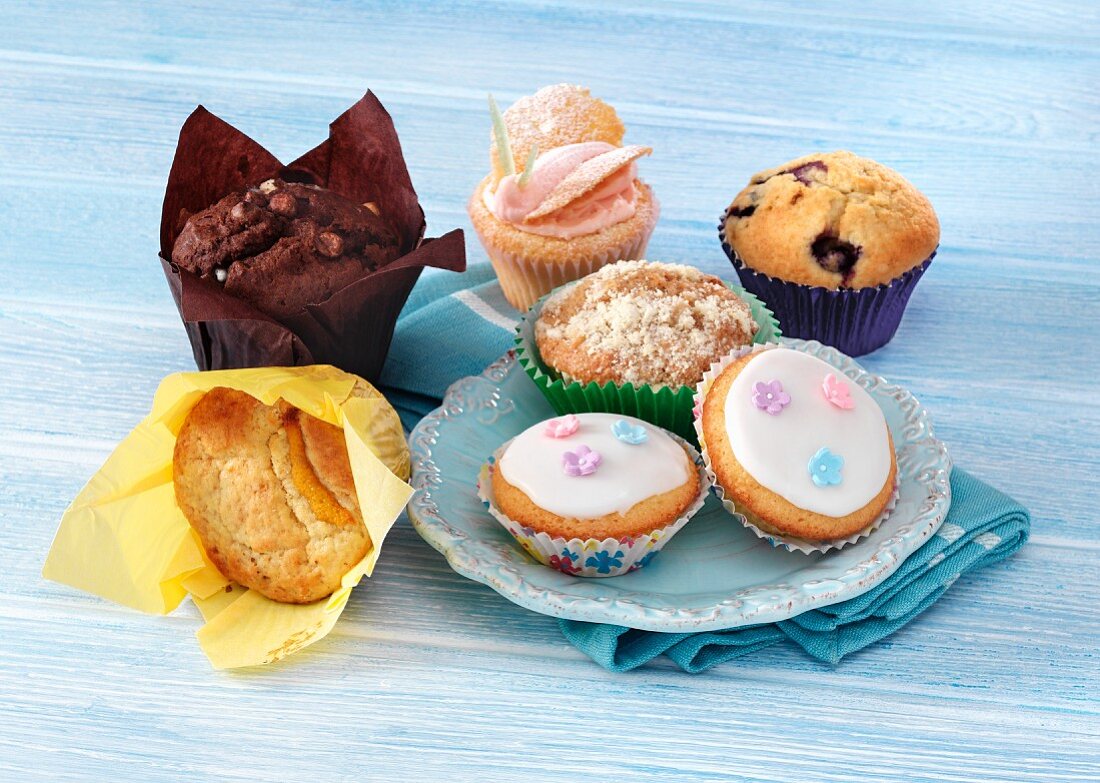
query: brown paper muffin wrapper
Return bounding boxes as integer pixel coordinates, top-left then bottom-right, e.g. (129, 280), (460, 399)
(514, 280), (781, 445)
(160, 92), (466, 383)
(476, 434), (710, 577)
(718, 213), (933, 357)
(693, 344), (898, 554)
(471, 191), (660, 311)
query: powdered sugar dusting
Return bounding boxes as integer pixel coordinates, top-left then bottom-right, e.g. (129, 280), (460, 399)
(491, 84), (625, 178)
(536, 261), (758, 388)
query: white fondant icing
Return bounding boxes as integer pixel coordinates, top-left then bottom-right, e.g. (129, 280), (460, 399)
(497, 413), (691, 519)
(721, 348), (891, 517)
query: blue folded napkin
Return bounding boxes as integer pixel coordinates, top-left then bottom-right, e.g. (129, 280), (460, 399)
(381, 266), (1031, 672)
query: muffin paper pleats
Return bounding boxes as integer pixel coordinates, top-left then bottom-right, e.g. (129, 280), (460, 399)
(41, 366), (413, 669)
(719, 215), (933, 357)
(514, 281), (782, 444)
(473, 188), (659, 311)
(159, 92), (466, 383)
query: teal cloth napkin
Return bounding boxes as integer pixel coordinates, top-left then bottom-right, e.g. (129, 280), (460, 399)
(380, 265), (1031, 672)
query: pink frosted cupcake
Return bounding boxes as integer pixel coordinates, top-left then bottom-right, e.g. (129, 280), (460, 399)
(468, 85), (659, 311)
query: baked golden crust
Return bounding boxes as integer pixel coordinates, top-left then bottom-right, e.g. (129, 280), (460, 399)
(491, 445), (699, 540)
(701, 354), (897, 541)
(722, 151), (939, 289)
(468, 176), (656, 266)
(173, 387), (369, 604)
(535, 261), (757, 388)
(490, 84), (625, 183)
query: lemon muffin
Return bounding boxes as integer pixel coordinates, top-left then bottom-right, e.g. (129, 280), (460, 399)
(719, 151), (939, 356)
(469, 84), (659, 310)
(483, 413), (705, 576)
(174, 386), (370, 604)
(535, 260), (758, 388)
(699, 346), (897, 543)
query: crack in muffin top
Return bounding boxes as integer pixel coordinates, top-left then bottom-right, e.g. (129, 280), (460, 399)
(721, 150), (939, 289)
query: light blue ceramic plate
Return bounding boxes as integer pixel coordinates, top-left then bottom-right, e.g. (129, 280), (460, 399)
(407, 340), (952, 632)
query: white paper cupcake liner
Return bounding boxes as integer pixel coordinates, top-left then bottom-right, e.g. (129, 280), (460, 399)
(693, 344), (900, 555)
(474, 191), (660, 312)
(476, 431), (710, 577)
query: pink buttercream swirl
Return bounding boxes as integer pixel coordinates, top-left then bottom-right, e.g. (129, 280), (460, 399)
(484, 141), (641, 240)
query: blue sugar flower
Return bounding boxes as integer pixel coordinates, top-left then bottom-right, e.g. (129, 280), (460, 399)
(585, 549), (625, 574)
(611, 419), (648, 445)
(808, 447), (844, 487)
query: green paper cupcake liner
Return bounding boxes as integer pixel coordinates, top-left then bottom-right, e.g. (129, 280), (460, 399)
(514, 280), (781, 444)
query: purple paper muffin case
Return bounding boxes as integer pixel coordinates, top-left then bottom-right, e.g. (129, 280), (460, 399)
(718, 211), (935, 357)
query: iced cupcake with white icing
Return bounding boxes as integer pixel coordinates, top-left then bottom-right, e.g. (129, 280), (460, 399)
(696, 344), (898, 552)
(477, 413), (708, 577)
(467, 85), (659, 311)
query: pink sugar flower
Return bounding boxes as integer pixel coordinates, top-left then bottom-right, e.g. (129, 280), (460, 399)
(544, 414), (580, 438)
(822, 373), (855, 410)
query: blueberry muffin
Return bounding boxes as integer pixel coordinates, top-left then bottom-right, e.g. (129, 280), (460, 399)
(173, 386), (370, 604)
(721, 151), (938, 288)
(534, 260), (758, 388)
(718, 151), (939, 355)
(173, 178), (400, 319)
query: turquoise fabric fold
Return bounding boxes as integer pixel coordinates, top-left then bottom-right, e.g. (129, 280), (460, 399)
(381, 265), (1031, 672)
(559, 470), (1030, 671)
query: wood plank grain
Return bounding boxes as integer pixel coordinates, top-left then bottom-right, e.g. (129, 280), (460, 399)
(1, 1), (1098, 781)
(0, 63), (1095, 273)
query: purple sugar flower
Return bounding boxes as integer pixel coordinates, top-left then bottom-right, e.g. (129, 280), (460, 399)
(562, 444), (602, 477)
(751, 380), (791, 415)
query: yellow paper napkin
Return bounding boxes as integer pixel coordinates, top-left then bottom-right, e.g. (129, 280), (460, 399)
(43, 365), (413, 669)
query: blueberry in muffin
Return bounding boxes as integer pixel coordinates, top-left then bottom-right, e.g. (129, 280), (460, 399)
(720, 151), (938, 290)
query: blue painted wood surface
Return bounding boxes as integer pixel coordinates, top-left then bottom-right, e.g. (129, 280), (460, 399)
(1, 2), (1098, 780)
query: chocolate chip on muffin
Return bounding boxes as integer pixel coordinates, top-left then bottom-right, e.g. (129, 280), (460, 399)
(172, 179), (401, 318)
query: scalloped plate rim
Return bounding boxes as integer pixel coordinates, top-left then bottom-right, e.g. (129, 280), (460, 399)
(406, 339), (952, 632)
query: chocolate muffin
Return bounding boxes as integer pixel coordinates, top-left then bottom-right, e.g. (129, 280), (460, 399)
(172, 179), (401, 319)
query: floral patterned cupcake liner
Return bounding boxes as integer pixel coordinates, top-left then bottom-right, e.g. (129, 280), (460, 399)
(719, 213), (934, 357)
(476, 433), (711, 577)
(693, 343), (899, 555)
(514, 278), (781, 445)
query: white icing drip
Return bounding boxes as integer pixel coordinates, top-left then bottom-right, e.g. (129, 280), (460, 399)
(497, 413), (690, 519)
(722, 348), (891, 517)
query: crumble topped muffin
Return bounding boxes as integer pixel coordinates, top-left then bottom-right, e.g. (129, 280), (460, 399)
(535, 260), (758, 388)
(721, 150), (939, 289)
